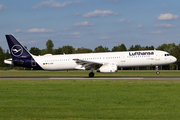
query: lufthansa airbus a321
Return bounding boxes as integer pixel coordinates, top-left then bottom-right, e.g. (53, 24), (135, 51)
(4, 35), (177, 77)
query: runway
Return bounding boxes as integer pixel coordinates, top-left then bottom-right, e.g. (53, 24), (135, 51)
(0, 77), (180, 80)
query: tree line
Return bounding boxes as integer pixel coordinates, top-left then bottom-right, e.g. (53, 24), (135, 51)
(0, 39), (180, 70)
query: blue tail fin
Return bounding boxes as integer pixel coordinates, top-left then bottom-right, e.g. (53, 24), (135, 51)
(5, 35), (32, 59)
(5, 34), (43, 70)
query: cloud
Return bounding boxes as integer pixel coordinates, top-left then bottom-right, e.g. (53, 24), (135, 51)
(117, 18), (125, 22)
(28, 41), (37, 44)
(176, 34), (180, 37)
(15, 29), (23, 33)
(73, 13), (80, 17)
(99, 36), (111, 40)
(149, 30), (166, 34)
(68, 36), (82, 39)
(68, 32), (81, 38)
(117, 18), (131, 23)
(32, 0), (52, 9)
(153, 23), (177, 28)
(126, 20), (131, 23)
(137, 24), (143, 28)
(0, 4), (6, 10)
(70, 32), (80, 35)
(83, 10), (118, 17)
(15, 28), (55, 33)
(32, 0), (80, 9)
(63, 28), (71, 31)
(27, 28), (54, 33)
(74, 21), (94, 26)
(157, 13), (179, 20)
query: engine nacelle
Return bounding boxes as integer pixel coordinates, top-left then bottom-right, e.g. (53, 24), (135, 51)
(97, 63), (117, 73)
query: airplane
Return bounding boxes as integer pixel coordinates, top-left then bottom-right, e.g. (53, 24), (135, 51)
(4, 34), (177, 77)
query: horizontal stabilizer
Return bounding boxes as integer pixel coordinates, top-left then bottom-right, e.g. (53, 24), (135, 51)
(4, 59), (13, 65)
(4, 58), (24, 65)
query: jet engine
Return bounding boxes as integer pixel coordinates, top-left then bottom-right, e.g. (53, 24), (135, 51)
(97, 63), (117, 73)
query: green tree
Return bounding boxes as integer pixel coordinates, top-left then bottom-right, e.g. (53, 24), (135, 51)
(24, 46), (28, 50)
(46, 39), (54, 54)
(134, 45), (142, 50)
(141, 46), (155, 50)
(40, 49), (48, 55)
(29, 47), (41, 56)
(128, 45), (142, 51)
(112, 44), (127, 51)
(61, 45), (75, 54)
(94, 45), (110, 52)
(4, 50), (11, 59)
(157, 43), (176, 54)
(53, 47), (61, 55)
(0, 47), (5, 67)
(76, 47), (92, 53)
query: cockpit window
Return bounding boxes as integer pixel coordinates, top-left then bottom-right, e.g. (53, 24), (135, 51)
(165, 54), (171, 56)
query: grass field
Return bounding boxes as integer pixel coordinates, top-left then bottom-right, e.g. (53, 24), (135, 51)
(0, 80), (180, 120)
(0, 70), (180, 77)
(1, 70), (180, 119)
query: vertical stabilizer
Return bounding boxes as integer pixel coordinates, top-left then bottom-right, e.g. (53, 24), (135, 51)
(5, 34), (42, 70)
(5, 35), (32, 59)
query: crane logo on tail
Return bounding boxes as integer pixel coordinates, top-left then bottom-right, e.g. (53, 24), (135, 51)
(11, 44), (23, 57)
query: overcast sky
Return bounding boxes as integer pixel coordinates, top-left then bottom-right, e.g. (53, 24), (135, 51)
(0, 0), (180, 51)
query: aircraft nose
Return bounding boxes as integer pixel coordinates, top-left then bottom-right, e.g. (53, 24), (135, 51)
(172, 56), (177, 63)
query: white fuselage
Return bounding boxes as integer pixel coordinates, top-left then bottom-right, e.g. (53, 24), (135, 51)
(4, 34), (177, 77)
(32, 50), (177, 71)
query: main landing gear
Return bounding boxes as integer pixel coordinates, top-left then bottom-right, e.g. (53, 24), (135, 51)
(156, 66), (160, 75)
(89, 68), (95, 77)
(89, 72), (94, 77)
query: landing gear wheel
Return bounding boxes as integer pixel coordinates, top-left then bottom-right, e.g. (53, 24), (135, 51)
(156, 71), (160, 75)
(156, 66), (160, 75)
(89, 72), (94, 77)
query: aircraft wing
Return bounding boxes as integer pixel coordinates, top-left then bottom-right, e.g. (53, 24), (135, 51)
(73, 58), (103, 70)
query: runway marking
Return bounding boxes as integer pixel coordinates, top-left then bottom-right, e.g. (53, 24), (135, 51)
(1, 77), (180, 80)
(49, 77), (144, 80)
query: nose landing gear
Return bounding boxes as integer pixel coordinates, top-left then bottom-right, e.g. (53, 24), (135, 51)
(156, 66), (160, 75)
